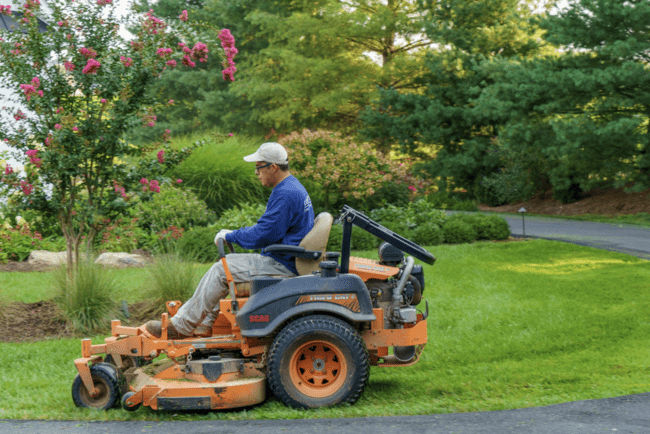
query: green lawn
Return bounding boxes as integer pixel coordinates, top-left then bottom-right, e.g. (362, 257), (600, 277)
(1, 240), (649, 420)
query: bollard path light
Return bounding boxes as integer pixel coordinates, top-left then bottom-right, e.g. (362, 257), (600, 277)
(519, 207), (527, 239)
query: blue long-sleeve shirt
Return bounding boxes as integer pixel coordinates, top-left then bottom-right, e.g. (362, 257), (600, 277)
(225, 175), (314, 274)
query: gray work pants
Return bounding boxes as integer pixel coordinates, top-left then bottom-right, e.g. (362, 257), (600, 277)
(171, 253), (295, 335)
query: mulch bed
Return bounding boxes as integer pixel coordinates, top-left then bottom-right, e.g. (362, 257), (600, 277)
(479, 186), (650, 216)
(0, 299), (159, 343)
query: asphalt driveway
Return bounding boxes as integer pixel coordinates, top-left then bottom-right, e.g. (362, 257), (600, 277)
(499, 214), (650, 260)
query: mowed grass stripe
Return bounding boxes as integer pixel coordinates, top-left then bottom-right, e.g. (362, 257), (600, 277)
(0, 240), (649, 420)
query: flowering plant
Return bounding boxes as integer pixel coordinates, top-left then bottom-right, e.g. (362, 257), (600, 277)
(279, 130), (432, 210)
(0, 0), (236, 269)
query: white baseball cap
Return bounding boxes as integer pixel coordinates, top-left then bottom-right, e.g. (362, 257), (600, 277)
(243, 142), (289, 165)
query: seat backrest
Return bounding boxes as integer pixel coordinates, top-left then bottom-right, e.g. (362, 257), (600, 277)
(296, 212), (333, 276)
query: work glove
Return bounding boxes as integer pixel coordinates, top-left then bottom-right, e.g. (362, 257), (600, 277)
(214, 229), (233, 245)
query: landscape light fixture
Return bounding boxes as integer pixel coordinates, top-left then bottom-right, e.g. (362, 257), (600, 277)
(519, 207), (527, 239)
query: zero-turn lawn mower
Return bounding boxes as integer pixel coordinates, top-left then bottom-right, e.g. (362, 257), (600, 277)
(71, 205), (435, 411)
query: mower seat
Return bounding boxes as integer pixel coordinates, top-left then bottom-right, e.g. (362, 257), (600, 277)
(234, 212), (333, 296)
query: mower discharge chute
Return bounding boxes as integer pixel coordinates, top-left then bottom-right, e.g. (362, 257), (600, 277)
(71, 205), (436, 411)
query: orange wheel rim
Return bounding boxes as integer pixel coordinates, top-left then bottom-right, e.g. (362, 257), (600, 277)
(289, 340), (348, 398)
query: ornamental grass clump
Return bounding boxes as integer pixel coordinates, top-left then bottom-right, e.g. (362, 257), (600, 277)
(53, 260), (117, 333)
(144, 253), (198, 314)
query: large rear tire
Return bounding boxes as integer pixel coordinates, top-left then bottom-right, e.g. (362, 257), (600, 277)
(268, 315), (369, 408)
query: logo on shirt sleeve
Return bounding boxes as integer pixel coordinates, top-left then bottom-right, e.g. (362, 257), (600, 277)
(304, 197), (312, 212)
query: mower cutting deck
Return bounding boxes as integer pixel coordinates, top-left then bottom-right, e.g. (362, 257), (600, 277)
(72, 206), (435, 411)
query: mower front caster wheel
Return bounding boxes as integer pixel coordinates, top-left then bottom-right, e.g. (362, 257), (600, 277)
(72, 364), (121, 410)
(121, 392), (141, 411)
(268, 315), (369, 409)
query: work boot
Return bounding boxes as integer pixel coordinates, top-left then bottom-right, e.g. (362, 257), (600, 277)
(145, 320), (190, 339)
(193, 325), (212, 337)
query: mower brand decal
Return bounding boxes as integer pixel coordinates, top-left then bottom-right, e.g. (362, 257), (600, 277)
(354, 263), (387, 272)
(295, 294), (360, 312)
(249, 314), (270, 323)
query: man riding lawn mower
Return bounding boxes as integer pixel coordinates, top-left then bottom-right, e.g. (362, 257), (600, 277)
(71, 142), (435, 411)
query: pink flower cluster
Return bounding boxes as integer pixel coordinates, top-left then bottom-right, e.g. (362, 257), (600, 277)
(79, 47), (97, 58)
(14, 110), (26, 121)
(143, 9), (166, 35)
(82, 58), (101, 74)
(26, 149), (41, 168)
(64, 61), (75, 71)
(97, 0), (112, 5)
(4, 165), (13, 175)
(156, 47), (173, 58)
(20, 77), (43, 101)
(218, 29), (237, 81)
(157, 150), (164, 164)
(11, 42), (23, 56)
(120, 56), (133, 67)
(0, 5), (11, 15)
(20, 181), (34, 195)
(140, 178), (160, 193)
(45, 134), (53, 146)
(179, 10), (188, 22)
(113, 182), (128, 199)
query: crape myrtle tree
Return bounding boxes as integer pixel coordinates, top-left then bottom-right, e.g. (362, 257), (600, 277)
(473, 0), (650, 203)
(360, 0), (547, 203)
(0, 0), (237, 270)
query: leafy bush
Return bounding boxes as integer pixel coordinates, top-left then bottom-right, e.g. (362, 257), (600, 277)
(133, 186), (216, 233)
(170, 136), (269, 216)
(96, 217), (146, 253)
(326, 224), (381, 252)
(0, 222), (65, 262)
(214, 202), (267, 230)
(442, 216), (477, 244)
(144, 254), (199, 313)
(53, 260), (117, 333)
(279, 130), (434, 212)
(474, 215), (511, 240)
(369, 200), (449, 242)
(412, 222), (444, 246)
(176, 226), (219, 263)
(176, 203), (265, 262)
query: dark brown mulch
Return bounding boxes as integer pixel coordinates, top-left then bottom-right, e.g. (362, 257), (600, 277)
(479, 186), (650, 216)
(0, 300), (160, 343)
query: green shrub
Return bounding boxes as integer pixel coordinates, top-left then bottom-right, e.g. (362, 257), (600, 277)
(144, 254), (199, 312)
(176, 203), (264, 262)
(442, 216), (477, 244)
(326, 224), (381, 252)
(369, 200), (448, 242)
(474, 215), (511, 240)
(412, 222), (444, 246)
(53, 260), (117, 333)
(0, 224), (65, 262)
(133, 186), (216, 233)
(96, 217), (146, 253)
(176, 226), (220, 263)
(214, 202), (267, 230)
(451, 200), (480, 212)
(171, 136), (269, 216)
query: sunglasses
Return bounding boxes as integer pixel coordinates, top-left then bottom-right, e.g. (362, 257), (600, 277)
(255, 163), (273, 173)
